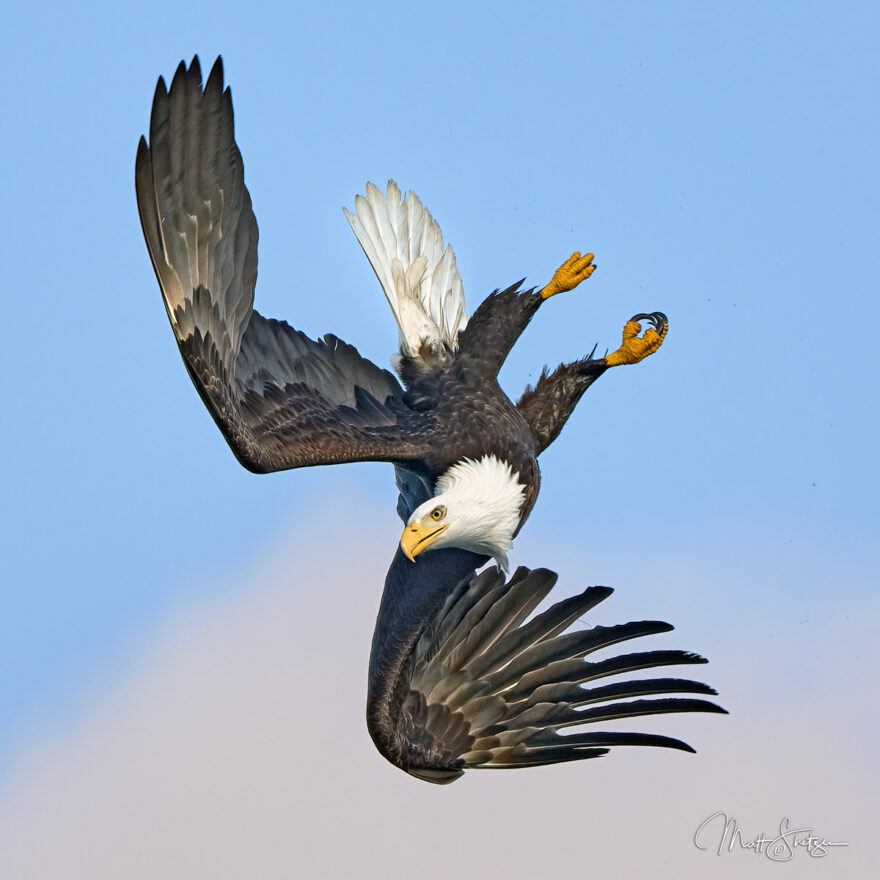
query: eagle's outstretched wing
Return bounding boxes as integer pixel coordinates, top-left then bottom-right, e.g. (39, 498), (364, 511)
(135, 57), (426, 473)
(368, 560), (725, 783)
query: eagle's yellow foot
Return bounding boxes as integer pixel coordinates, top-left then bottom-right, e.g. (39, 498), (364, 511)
(541, 251), (596, 300)
(604, 312), (668, 367)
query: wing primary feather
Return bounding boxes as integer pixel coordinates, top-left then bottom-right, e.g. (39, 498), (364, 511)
(370, 564), (724, 783)
(136, 58), (421, 473)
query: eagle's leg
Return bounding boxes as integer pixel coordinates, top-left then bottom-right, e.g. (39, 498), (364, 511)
(603, 312), (668, 367)
(540, 251), (596, 300)
(457, 251), (595, 376)
(516, 355), (607, 455)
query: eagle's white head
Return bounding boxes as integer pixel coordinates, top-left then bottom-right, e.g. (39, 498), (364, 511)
(400, 456), (526, 571)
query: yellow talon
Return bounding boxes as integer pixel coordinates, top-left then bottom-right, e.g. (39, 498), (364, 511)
(604, 312), (668, 367)
(541, 251), (596, 300)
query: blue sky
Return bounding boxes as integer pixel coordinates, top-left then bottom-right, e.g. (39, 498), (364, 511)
(1, 2), (877, 874)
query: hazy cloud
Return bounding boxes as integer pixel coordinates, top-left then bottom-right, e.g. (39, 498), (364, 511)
(0, 508), (872, 879)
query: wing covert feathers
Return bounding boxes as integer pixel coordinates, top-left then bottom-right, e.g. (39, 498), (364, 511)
(378, 566), (725, 784)
(136, 58), (421, 472)
(344, 181), (468, 360)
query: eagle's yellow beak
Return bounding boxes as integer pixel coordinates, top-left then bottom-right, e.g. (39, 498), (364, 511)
(400, 521), (449, 562)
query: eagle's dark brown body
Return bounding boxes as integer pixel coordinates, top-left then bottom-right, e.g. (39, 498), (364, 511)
(390, 292), (549, 525)
(385, 281), (611, 526)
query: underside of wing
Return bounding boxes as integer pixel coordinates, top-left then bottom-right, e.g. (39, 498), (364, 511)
(136, 57), (426, 472)
(373, 566), (725, 784)
(344, 181), (468, 360)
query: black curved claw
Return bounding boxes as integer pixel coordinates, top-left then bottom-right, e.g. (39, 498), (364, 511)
(650, 311), (668, 330)
(630, 311), (668, 330)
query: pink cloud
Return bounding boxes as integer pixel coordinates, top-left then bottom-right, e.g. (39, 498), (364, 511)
(0, 502), (872, 878)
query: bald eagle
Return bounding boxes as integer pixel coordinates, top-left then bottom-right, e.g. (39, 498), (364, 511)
(135, 56), (669, 572)
(136, 56), (723, 784)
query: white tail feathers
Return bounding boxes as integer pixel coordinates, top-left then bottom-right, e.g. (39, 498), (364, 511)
(344, 180), (468, 359)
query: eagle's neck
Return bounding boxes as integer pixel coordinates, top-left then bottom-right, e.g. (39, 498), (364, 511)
(433, 456), (526, 570)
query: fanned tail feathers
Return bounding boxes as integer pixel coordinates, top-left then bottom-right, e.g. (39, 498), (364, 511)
(389, 567), (725, 784)
(344, 181), (468, 361)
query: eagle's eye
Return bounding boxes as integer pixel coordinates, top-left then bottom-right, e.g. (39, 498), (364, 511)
(430, 506), (446, 521)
